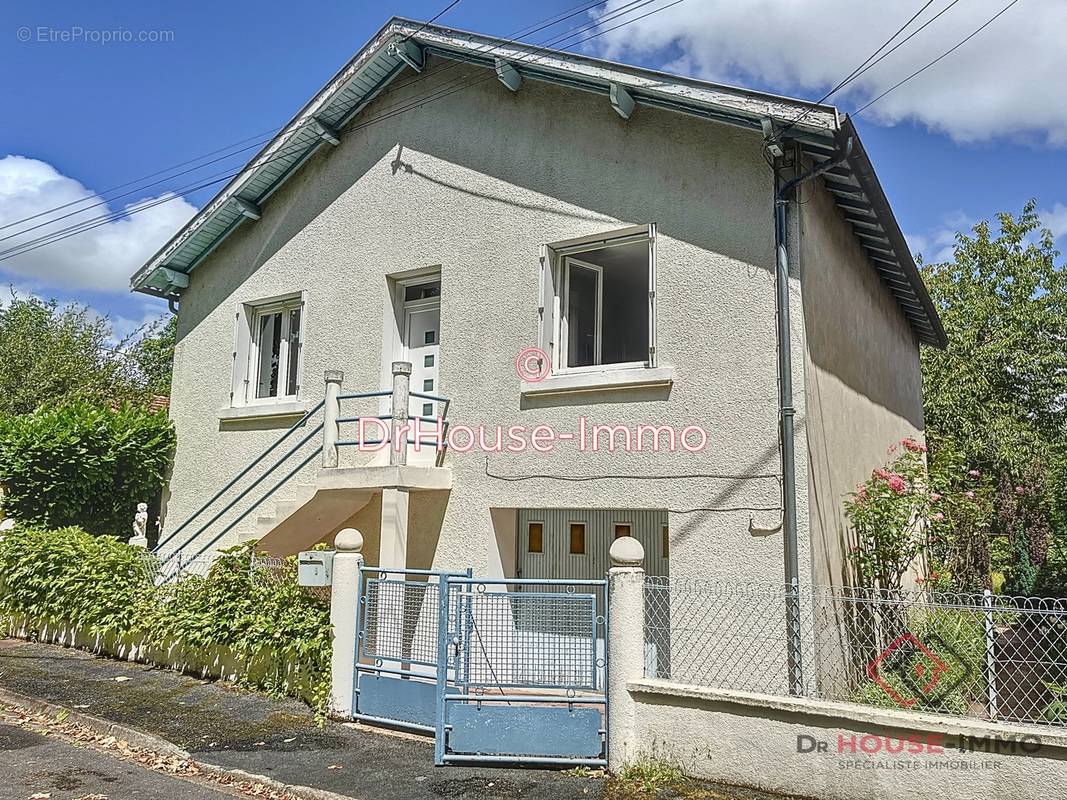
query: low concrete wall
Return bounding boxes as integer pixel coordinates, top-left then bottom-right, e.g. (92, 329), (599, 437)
(4, 614), (317, 702)
(627, 679), (1067, 800)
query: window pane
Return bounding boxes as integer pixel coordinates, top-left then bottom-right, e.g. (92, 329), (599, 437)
(567, 265), (599, 367)
(405, 281), (441, 302)
(569, 523), (586, 555)
(565, 240), (649, 366)
(285, 307), (301, 396)
(424, 354), (434, 368)
(255, 312), (282, 398)
(423, 379), (433, 391)
(614, 523), (631, 539)
(528, 523), (543, 554)
(422, 403), (433, 417)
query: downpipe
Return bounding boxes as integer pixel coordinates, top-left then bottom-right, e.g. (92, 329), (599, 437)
(770, 135), (853, 696)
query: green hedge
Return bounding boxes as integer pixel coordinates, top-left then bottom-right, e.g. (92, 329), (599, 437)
(0, 401), (175, 537)
(0, 526), (331, 716)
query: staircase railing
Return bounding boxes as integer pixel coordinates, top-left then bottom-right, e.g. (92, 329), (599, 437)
(155, 362), (450, 575)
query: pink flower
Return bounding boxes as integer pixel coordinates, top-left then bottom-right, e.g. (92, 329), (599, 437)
(965, 490), (976, 499)
(968, 469), (981, 478)
(931, 512), (945, 522)
(887, 443), (898, 455)
(930, 492), (942, 502)
(1015, 486), (1025, 495)
(874, 468), (890, 481)
(901, 438), (927, 453)
(887, 475), (907, 495)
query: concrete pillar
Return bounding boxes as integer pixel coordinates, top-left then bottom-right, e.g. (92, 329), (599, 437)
(607, 535), (646, 772)
(390, 361), (411, 466)
(330, 527), (364, 717)
(379, 488), (409, 569)
(322, 370), (344, 469)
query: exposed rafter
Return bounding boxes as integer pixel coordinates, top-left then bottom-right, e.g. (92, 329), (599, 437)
(232, 197), (261, 220)
(495, 59), (522, 92)
(610, 83), (635, 119)
(390, 39), (424, 72)
(312, 116), (341, 145)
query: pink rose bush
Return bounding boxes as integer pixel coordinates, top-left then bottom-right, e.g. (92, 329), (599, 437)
(845, 439), (932, 590)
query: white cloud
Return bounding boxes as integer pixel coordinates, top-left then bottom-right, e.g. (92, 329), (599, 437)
(1040, 203), (1067, 241)
(908, 205), (1067, 264)
(906, 210), (975, 263)
(0, 155), (196, 293)
(590, 0), (1067, 145)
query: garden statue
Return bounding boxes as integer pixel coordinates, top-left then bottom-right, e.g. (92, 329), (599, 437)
(130, 502), (149, 548)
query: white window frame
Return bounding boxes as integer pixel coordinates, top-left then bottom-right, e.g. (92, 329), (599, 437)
(561, 257), (603, 369)
(232, 292), (305, 407)
(540, 224), (656, 377)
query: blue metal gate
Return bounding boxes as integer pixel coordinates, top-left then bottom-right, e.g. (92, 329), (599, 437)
(352, 565), (470, 733)
(434, 577), (609, 766)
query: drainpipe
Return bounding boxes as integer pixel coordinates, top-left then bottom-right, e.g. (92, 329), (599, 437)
(771, 134), (853, 697)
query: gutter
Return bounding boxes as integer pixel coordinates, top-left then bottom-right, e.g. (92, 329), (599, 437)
(769, 133), (854, 697)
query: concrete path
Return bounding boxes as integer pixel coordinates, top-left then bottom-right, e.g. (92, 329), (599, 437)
(0, 716), (242, 800)
(0, 639), (603, 800)
(0, 638), (795, 800)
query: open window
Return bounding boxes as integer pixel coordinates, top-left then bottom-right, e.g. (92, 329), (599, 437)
(232, 293), (304, 406)
(541, 225), (656, 374)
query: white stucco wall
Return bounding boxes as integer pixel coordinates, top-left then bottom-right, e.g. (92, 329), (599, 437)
(626, 681), (1067, 800)
(797, 168), (926, 590)
(165, 57), (818, 583)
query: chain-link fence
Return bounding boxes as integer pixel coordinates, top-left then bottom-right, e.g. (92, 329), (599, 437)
(644, 577), (1067, 728)
(136, 550), (215, 585)
(250, 553), (330, 602)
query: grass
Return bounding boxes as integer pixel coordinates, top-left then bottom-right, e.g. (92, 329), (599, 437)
(607, 756), (688, 799)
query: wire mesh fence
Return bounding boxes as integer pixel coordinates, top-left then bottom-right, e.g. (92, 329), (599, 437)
(458, 584), (601, 691)
(250, 553), (330, 602)
(360, 573), (446, 666)
(644, 577), (1067, 729)
(135, 550), (215, 586)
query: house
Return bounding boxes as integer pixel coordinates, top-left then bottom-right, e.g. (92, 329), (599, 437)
(131, 18), (944, 595)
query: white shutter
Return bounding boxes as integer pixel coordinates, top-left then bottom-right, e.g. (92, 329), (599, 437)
(538, 244), (557, 370)
(648, 223), (657, 367)
(230, 303), (253, 406)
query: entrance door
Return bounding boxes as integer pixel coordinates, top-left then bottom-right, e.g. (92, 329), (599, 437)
(402, 280), (441, 421)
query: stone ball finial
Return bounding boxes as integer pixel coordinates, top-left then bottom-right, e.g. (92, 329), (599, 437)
(609, 535), (644, 567)
(335, 527), (364, 553)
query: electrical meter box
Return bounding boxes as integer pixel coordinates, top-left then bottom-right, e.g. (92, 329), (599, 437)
(297, 550), (334, 587)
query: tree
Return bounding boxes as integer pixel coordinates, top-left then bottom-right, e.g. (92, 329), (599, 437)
(920, 202), (1067, 474)
(919, 202), (1067, 590)
(0, 292), (176, 415)
(130, 316), (177, 395)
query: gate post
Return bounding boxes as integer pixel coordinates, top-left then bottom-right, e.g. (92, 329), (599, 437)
(330, 527), (364, 718)
(607, 536), (645, 772)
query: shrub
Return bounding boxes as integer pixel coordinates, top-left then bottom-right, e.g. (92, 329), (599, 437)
(0, 527), (331, 716)
(845, 439), (932, 589)
(0, 525), (151, 633)
(0, 401), (175, 537)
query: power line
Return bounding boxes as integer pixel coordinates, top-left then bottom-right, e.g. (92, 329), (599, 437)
(0, 0), (688, 264)
(855, 0), (1025, 115)
(772, 0), (940, 141)
(0, 0), (611, 240)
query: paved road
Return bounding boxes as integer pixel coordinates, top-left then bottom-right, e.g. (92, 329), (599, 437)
(0, 719), (240, 800)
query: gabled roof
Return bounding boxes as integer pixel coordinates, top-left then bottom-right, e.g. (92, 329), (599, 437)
(131, 17), (945, 347)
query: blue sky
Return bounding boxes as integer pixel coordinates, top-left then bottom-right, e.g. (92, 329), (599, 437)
(1, 0), (1064, 335)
